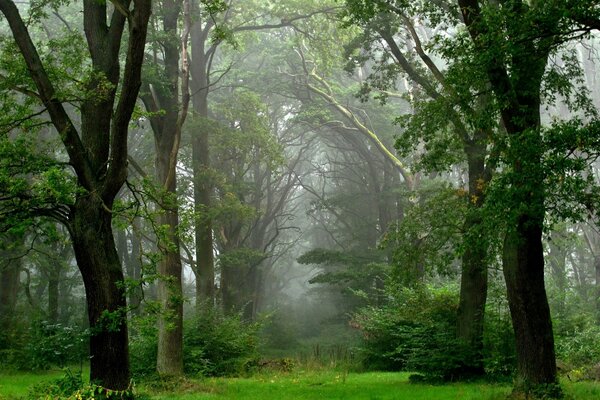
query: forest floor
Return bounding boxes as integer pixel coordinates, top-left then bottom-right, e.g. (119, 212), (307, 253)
(1, 369), (600, 399)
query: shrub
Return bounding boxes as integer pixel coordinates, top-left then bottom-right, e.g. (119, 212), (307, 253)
(25, 321), (89, 370)
(353, 285), (515, 381)
(0, 320), (89, 371)
(129, 315), (158, 379)
(183, 308), (261, 376)
(555, 318), (600, 369)
(353, 286), (466, 380)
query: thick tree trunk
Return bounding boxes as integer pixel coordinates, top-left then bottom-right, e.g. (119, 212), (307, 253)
(503, 218), (557, 390)
(71, 195), (130, 390)
(501, 106), (558, 393)
(456, 141), (488, 377)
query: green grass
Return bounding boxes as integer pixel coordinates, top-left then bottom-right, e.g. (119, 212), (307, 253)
(1, 369), (599, 399)
(0, 369), (65, 399)
(0, 366), (89, 399)
(146, 371), (511, 400)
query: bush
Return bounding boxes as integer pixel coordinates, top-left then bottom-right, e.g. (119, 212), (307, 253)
(352, 285), (515, 381)
(183, 308), (261, 376)
(27, 369), (83, 399)
(555, 318), (600, 369)
(25, 321), (89, 370)
(0, 320), (88, 371)
(129, 315), (158, 379)
(353, 286), (471, 380)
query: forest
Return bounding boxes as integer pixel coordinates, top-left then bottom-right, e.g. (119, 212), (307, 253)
(1, 0), (600, 399)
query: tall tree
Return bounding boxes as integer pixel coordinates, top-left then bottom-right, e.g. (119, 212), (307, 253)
(342, 2), (497, 376)
(457, 0), (600, 395)
(140, 0), (191, 376)
(0, 0), (151, 389)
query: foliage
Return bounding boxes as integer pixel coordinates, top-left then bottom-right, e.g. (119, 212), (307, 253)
(183, 309), (261, 377)
(555, 315), (600, 370)
(352, 285), (460, 379)
(27, 369), (83, 399)
(381, 182), (466, 286)
(0, 320), (88, 371)
(129, 315), (159, 379)
(353, 284), (515, 381)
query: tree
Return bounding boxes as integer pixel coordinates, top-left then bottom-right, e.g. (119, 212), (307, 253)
(457, 0), (600, 395)
(140, 0), (191, 376)
(342, 1), (498, 376)
(0, 0), (151, 389)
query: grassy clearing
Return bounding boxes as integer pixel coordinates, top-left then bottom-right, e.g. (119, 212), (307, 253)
(146, 371), (511, 400)
(1, 369), (599, 399)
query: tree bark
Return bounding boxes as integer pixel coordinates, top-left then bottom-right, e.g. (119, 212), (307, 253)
(456, 139), (489, 377)
(190, 16), (215, 309)
(503, 216), (557, 389)
(71, 195), (130, 390)
(141, 0), (188, 377)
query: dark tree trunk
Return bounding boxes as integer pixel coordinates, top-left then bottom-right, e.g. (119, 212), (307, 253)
(456, 139), (489, 377)
(71, 195), (130, 390)
(503, 217), (557, 389)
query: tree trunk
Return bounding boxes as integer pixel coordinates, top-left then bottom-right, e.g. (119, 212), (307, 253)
(71, 195), (130, 390)
(0, 253), (20, 335)
(48, 264), (60, 324)
(548, 228), (567, 316)
(457, 1), (559, 393)
(456, 140), (489, 377)
(193, 121), (215, 308)
(503, 217), (557, 390)
(155, 135), (184, 376)
(190, 30), (215, 308)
